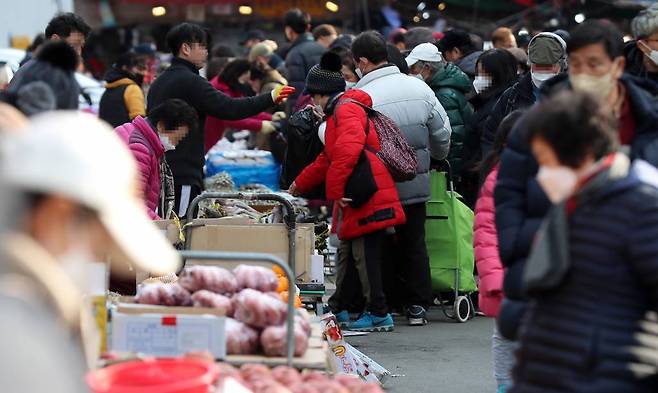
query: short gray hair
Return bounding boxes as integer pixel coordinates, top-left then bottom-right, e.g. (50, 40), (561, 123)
(417, 60), (445, 75)
(632, 3), (658, 39)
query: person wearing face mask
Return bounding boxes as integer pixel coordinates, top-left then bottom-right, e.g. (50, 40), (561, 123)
(0, 112), (180, 392)
(204, 59), (283, 153)
(351, 31), (451, 326)
(148, 23), (295, 218)
(625, 3), (658, 86)
(406, 43), (473, 190)
(289, 51), (406, 332)
(540, 20), (658, 168)
(99, 51), (147, 128)
(115, 99), (198, 221)
(482, 33), (566, 159)
(510, 91), (658, 393)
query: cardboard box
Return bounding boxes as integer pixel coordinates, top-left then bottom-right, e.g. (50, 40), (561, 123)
(154, 219), (316, 283)
(111, 304), (226, 359)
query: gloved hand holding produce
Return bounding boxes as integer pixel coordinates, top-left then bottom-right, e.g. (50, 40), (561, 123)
(233, 288), (287, 328)
(178, 265), (239, 295)
(191, 290), (233, 315)
(135, 283), (192, 306)
(234, 265), (279, 292)
(260, 120), (277, 135)
(271, 85), (296, 104)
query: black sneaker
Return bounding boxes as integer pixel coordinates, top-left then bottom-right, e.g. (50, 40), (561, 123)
(406, 305), (428, 326)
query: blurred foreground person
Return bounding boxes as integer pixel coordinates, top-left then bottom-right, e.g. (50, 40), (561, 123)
(512, 91), (658, 393)
(0, 112), (179, 392)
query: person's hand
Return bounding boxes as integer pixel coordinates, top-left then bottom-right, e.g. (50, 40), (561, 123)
(260, 120), (276, 135)
(305, 104), (324, 121)
(0, 102), (28, 132)
(272, 111), (286, 121)
(288, 181), (300, 196)
(271, 85), (296, 104)
(337, 198), (353, 208)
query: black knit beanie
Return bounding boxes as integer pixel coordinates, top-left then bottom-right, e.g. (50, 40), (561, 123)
(305, 51), (346, 95)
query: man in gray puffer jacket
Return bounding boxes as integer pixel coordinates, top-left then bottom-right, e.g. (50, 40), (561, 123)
(353, 31), (452, 326)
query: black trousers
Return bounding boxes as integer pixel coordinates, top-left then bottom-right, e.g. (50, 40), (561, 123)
(382, 202), (433, 310)
(174, 184), (202, 219)
(329, 230), (387, 317)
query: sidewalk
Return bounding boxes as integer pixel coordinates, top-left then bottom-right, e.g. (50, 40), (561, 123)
(346, 309), (497, 393)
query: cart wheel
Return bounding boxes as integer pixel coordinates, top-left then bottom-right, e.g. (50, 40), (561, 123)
(454, 296), (471, 323)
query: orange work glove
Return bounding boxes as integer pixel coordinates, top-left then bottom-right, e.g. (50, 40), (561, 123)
(271, 85), (296, 104)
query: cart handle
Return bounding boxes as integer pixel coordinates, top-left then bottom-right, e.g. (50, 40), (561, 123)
(179, 250), (297, 367)
(186, 192), (297, 229)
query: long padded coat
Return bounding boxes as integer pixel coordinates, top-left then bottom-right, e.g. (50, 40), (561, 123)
(474, 165), (504, 317)
(294, 89), (406, 240)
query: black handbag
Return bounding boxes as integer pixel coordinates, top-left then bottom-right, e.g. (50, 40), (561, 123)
(344, 149), (377, 208)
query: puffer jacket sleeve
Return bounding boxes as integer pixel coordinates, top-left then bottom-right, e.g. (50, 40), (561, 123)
(494, 125), (542, 267)
(628, 186), (658, 304)
(295, 151), (330, 194)
(436, 89), (470, 175)
(188, 75), (274, 120)
(123, 84), (146, 120)
(128, 142), (158, 220)
(427, 95), (452, 160)
(325, 103), (368, 201)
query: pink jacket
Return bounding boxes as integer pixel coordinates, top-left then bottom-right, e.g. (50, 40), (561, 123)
(473, 165), (504, 317)
(115, 116), (164, 220)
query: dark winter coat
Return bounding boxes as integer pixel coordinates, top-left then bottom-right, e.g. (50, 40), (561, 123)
(427, 63), (473, 177)
(147, 58), (274, 188)
(495, 73), (658, 340)
(454, 50), (483, 80)
(482, 72), (537, 158)
(511, 160), (658, 393)
(294, 89), (406, 240)
(284, 33), (325, 109)
(99, 69), (145, 128)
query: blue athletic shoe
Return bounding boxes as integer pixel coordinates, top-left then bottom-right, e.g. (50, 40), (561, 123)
(347, 312), (394, 332)
(496, 384), (507, 393)
(335, 310), (350, 327)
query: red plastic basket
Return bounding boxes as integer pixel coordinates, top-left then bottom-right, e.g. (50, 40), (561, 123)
(87, 358), (219, 393)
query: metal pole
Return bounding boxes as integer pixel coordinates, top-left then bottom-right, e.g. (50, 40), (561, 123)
(179, 250), (296, 366)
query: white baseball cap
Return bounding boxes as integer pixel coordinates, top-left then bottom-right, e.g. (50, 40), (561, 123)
(405, 43), (444, 67)
(1, 111), (180, 275)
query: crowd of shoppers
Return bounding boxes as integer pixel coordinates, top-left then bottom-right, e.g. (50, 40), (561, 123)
(4, 4), (658, 392)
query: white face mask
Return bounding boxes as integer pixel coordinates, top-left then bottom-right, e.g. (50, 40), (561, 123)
(570, 70), (616, 103)
(531, 71), (558, 88)
(473, 76), (492, 94)
(159, 135), (176, 151)
(355, 68), (364, 79)
(411, 73), (424, 81)
(536, 166), (578, 204)
(345, 81), (356, 91)
(647, 49), (658, 66)
(318, 121), (327, 145)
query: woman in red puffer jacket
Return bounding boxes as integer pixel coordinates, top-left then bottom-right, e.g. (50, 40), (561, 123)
(290, 52), (405, 332)
(204, 59), (280, 153)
